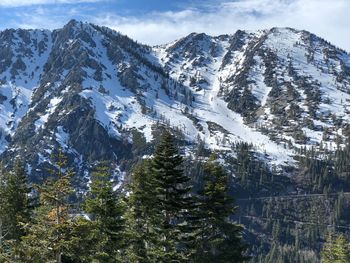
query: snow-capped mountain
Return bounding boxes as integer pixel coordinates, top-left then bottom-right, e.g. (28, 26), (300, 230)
(1, 20), (350, 182)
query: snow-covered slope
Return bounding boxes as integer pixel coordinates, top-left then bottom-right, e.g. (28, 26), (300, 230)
(153, 33), (293, 166)
(0, 29), (52, 151)
(1, 21), (350, 180)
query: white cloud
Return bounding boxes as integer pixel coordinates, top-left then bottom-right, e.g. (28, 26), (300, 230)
(5, 5), (94, 30)
(93, 0), (350, 51)
(3, 0), (349, 52)
(0, 0), (101, 7)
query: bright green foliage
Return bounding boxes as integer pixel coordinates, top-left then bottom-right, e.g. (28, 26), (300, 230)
(81, 163), (126, 262)
(322, 233), (350, 263)
(193, 156), (248, 263)
(67, 217), (109, 263)
(17, 151), (75, 263)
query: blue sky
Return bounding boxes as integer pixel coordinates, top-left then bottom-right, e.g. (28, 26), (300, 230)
(0, 0), (349, 51)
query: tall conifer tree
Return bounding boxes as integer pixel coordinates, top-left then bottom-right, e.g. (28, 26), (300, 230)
(125, 160), (158, 262)
(193, 156), (248, 263)
(0, 160), (32, 261)
(17, 151), (74, 263)
(151, 130), (193, 262)
(82, 163), (126, 262)
(0, 162), (8, 250)
(5, 160), (32, 240)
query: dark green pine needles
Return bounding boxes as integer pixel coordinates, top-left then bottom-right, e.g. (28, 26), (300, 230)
(193, 156), (248, 262)
(126, 131), (248, 262)
(151, 131), (193, 262)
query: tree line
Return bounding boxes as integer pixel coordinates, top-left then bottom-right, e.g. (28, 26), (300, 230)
(0, 131), (248, 262)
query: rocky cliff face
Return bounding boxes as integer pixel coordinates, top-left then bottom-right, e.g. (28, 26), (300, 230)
(1, 20), (350, 185)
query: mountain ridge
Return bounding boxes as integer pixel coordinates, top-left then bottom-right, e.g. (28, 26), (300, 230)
(0, 20), (349, 181)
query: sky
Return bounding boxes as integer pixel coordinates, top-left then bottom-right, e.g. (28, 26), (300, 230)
(0, 0), (349, 51)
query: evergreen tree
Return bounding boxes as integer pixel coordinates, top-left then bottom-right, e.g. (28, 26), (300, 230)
(150, 130), (193, 262)
(3, 160), (32, 241)
(17, 151), (75, 263)
(0, 162), (9, 250)
(0, 159), (32, 261)
(125, 160), (157, 262)
(81, 163), (126, 262)
(67, 216), (103, 263)
(193, 156), (248, 263)
(322, 233), (350, 263)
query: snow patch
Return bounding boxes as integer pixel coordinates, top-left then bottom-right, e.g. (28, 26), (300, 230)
(34, 96), (63, 132)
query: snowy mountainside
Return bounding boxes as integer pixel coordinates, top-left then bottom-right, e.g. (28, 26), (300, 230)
(0, 28), (52, 151)
(155, 27), (350, 154)
(153, 32), (292, 166)
(0, 21), (350, 182)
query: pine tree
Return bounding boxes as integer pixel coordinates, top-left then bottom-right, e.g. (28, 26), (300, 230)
(3, 160), (32, 241)
(0, 162), (8, 250)
(0, 159), (32, 261)
(67, 216), (102, 263)
(82, 163), (126, 262)
(125, 160), (157, 262)
(17, 151), (75, 263)
(322, 233), (350, 263)
(150, 130), (193, 262)
(193, 156), (248, 263)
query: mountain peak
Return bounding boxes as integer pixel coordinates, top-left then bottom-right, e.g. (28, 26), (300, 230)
(65, 19), (82, 28)
(0, 22), (349, 182)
